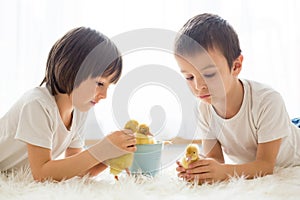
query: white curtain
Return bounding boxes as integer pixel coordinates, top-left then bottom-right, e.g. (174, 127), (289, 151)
(1, 0), (299, 140)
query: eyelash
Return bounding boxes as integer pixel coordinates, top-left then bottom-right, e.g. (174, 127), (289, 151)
(186, 76), (194, 81)
(203, 73), (216, 78)
(185, 73), (215, 81)
(96, 82), (104, 87)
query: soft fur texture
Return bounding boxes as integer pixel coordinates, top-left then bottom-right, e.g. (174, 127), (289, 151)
(1, 165), (300, 200)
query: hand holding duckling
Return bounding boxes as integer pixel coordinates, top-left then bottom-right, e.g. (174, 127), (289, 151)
(181, 144), (200, 169)
(105, 120), (138, 180)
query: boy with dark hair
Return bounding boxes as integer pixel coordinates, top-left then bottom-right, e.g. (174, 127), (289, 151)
(175, 13), (300, 184)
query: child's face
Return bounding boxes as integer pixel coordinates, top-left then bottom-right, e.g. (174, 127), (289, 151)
(176, 48), (241, 104)
(71, 73), (115, 112)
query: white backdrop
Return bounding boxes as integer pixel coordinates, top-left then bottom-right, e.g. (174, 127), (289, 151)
(0, 0), (299, 140)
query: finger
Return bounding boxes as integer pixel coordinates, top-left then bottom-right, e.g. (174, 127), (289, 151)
(197, 178), (214, 185)
(188, 159), (209, 168)
(126, 138), (137, 146)
(194, 172), (212, 181)
(176, 166), (186, 172)
(176, 161), (186, 169)
(125, 143), (136, 149)
(128, 137), (137, 142)
(177, 172), (186, 178)
(125, 137), (136, 145)
(125, 134), (136, 141)
(176, 160), (182, 166)
(120, 134), (135, 143)
(187, 165), (210, 174)
(183, 172), (214, 185)
(126, 145), (137, 152)
(121, 143), (136, 151)
(123, 129), (134, 136)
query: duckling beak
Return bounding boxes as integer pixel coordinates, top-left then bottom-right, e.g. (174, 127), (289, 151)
(146, 132), (153, 136)
(186, 156), (192, 162)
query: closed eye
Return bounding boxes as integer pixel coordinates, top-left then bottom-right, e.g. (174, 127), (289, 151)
(203, 73), (216, 78)
(96, 82), (104, 87)
(185, 76), (194, 81)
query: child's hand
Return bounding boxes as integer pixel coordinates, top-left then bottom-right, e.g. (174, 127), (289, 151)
(106, 130), (137, 153)
(176, 160), (187, 179)
(88, 130), (136, 162)
(184, 158), (227, 184)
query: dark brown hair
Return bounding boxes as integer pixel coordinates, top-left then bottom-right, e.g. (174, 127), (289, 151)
(174, 13), (241, 69)
(40, 27), (122, 95)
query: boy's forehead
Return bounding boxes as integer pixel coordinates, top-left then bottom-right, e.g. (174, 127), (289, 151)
(95, 76), (109, 82)
(95, 72), (116, 82)
(176, 51), (217, 71)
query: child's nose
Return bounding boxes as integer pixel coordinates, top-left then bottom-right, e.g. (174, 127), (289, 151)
(195, 77), (207, 91)
(95, 88), (107, 100)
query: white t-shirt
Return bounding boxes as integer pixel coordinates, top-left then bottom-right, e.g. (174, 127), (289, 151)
(0, 87), (88, 171)
(197, 79), (300, 167)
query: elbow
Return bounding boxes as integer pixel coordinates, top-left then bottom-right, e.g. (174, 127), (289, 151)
(261, 168), (274, 176)
(265, 166), (275, 175)
(32, 171), (49, 182)
(32, 175), (64, 182)
(258, 161), (275, 176)
(86, 163), (108, 177)
(31, 169), (44, 182)
(31, 168), (51, 182)
(31, 171), (63, 182)
(32, 173), (47, 182)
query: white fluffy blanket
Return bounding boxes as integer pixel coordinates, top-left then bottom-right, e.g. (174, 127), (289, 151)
(1, 165), (300, 200)
(1, 144), (300, 199)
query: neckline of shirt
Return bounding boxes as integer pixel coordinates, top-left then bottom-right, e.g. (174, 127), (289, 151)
(210, 79), (248, 122)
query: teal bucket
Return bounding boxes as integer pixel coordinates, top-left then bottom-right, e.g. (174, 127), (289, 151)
(130, 142), (163, 176)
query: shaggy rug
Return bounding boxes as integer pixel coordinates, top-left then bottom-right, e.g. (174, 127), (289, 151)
(1, 145), (300, 200)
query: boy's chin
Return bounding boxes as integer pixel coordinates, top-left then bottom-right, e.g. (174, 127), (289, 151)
(76, 105), (92, 112)
(199, 98), (212, 105)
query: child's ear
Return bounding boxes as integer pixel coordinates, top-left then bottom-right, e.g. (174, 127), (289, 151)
(231, 55), (243, 77)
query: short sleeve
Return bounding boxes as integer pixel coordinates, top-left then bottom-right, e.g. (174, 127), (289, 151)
(68, 133), (85, 148)
(15, 100), (55, 149)
(256, 92), (291, 143)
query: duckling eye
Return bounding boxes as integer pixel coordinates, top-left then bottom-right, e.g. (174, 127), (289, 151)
(193, 152), (195, 154)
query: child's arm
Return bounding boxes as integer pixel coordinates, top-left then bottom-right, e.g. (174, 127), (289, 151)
(181, 138), (282, 183)
(27, 144), (99, 181)
(203, 139), (225, 163)
(27, 130), (136, 181)
(65, 147), (108, 177)
(65, 147), (82, 157)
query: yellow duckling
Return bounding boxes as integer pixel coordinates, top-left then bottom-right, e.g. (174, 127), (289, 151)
(105, 120), (139, 180)
(124, 119), (139, 133)
(181, 144), (200, 169)
(136, 124), (155, 144)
